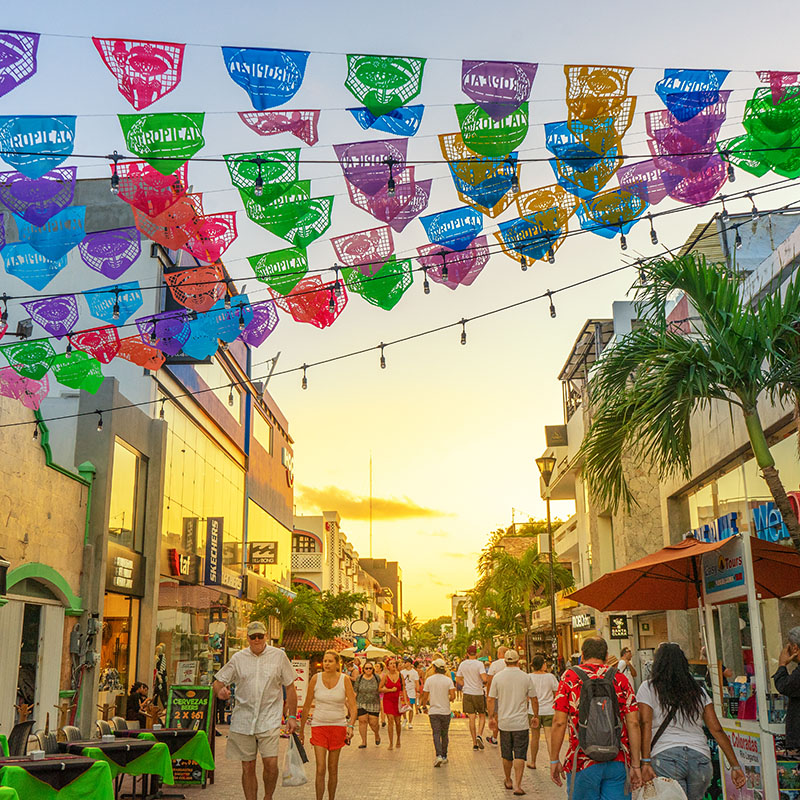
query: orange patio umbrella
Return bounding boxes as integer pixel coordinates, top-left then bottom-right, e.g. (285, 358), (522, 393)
(568, 535), (800, 611)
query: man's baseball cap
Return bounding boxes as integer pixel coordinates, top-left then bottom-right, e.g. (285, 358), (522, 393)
(432, 658), (446, 668)
(247, 621), (267, 636)
(504, 649), (520, 663)
(467, 645), (477, 655)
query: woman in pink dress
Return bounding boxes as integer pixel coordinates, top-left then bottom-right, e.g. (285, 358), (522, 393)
(379, 656), (407, 750)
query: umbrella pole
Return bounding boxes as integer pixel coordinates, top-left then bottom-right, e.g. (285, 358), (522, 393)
(691, 557), (710, 660)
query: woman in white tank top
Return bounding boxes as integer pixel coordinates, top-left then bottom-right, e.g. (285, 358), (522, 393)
(299, 650), (358, 800)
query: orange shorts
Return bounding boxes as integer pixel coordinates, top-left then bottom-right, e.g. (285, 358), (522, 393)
(310, 725), (347, 751)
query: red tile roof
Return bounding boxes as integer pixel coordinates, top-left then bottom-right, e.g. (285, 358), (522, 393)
(282, 632), (350, 654)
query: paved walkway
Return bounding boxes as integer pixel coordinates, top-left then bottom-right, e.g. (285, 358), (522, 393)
(182, 716), (565, 800)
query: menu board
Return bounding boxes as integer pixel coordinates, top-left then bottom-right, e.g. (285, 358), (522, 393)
(723, 728), (763, 800)
(166, 684), (214, 786)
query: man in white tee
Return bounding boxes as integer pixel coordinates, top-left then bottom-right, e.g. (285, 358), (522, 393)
(422, 658), (456, 767)
(618, 647), (638, 682)
(488, 649), (538, 796)
(486, 646), (508, 745)
(456, 644), (487, 750)
(400, 656), (420, 729)
(213, 620), (298, 800)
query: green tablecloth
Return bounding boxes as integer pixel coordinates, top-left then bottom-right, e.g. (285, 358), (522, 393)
(81, 742), (174, 783)
(0, 787), (18, 800)
(0, 737), (8, 758)
(137, 731), (215, 771)
(0, 761), (113, 800)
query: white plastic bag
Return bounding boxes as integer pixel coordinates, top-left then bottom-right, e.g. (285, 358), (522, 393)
(632, 777), (687, 800)
(281, 736), (308, 787)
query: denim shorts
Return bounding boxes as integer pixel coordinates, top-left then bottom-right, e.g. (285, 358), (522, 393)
(652, 746), (713, 800)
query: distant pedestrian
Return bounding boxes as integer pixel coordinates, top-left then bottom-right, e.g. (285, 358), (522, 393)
(486, 645), (508, 744)
(416, 660), (428, 713)
(527, 655), (558, 769)
(618, 647), (637, 682)
(349, 656), (362, 681)
(213, 621), (298, 800)
(457, 645), (487, 750)
(379, 656), (408, 750)
(375, 661), (387, 727)
(353, 661), (381, 748)
(299, 651), (358, 800)
(638, 643), (745, 800)
(549, 636), (641, 800)
(422, 658), (455, 767)
(400, 657), (419, 729)
(488, 649), (537, 796)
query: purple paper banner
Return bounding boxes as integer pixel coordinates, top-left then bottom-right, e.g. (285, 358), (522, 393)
(0, 31), (39, 99)
(78, 227), (141, 280)
(461, 60), (538, 121)
(416, 237), (489, 289)
(0, 166), (76, 225)
(346, 167), (431, 232)
(135, 310), (191, 356)
(616, 159), (670, 205)
(240, 299), (279, 348)
(331, 226), (395, 273)
(334, 139), (408, 196)
(22, 294), (79, 339)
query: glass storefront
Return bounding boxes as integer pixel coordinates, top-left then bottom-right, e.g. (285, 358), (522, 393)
(99, 593), (140, 709)
(247, 499), (292, 586)
(108, 439), (145, 552)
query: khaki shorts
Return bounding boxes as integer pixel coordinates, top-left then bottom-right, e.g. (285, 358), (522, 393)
(462, 694), (486, 715)
(227, 728), (281, 761)
(529, 713), (554, 727)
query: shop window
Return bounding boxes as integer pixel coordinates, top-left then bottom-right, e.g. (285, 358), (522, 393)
(16, 604), (41, 721)
(293, 533), (318, 553)
(99, 594), (140, 708)
(195, 359), (241, 423)
(109, 440), (146, 552)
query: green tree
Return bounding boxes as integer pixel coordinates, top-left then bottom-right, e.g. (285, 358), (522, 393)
(251, 587), (321, 645)
(579, 252), (800, 546)
(316, 591), (369, 639)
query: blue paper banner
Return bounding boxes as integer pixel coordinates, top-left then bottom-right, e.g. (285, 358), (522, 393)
(655, 69), (730, 123)
(348, 105), (424, 136)
(15, 205), (85, 260)
(2, 242), (67, 290)
(448, 152), (518, 211)
(84, 281), (143, 326)
(222, 47), (309, 110)
(0, 115), (76, 179)
(497, 217), (560, 259)
(576, 190), (648, 239)
(193, 295), (254, 345)
(419, 206), (483, 251)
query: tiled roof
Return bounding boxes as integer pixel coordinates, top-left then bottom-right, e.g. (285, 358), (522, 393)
(282, 632), (350, 653)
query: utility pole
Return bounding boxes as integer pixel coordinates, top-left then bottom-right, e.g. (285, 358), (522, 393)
(536, 456), (559, 675)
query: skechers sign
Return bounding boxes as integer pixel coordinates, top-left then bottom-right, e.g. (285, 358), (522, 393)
(205, 517), (223, 585)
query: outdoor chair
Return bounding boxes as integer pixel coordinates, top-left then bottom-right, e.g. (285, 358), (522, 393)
(111, 716), (128, 731)
(7, 720), (35, 756)
(96, 719), (113, 737)
(34, 730), (59, 754)
(59, 725), (82, 742)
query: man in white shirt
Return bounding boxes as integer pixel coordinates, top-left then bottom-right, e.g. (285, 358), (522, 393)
(422, 658), (456, 767)
(618, 647), (638, 682)
(400, 656), (420, 729)
(213, 621), (298, 800)
(486, 646), (508, 744)
(488, 649), (538, 796)
(456, 644), (488, 750)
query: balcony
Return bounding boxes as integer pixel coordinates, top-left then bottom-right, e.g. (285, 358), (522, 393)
(291, 552), (323, 572)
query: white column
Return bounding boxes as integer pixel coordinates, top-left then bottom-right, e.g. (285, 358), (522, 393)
(0, 601), (23, 734)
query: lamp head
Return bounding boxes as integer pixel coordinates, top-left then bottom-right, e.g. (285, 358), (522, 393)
(535, 455), (557, 486)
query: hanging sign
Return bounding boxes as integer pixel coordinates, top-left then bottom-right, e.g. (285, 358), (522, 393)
(609, 615), (629, 639)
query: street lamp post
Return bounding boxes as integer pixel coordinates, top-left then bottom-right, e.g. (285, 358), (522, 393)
(535, 456), (558, 675)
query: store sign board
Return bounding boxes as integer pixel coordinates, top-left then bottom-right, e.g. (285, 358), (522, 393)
(175, 660), (198, 685)
(221, 568), (243, 594)
(105, 542), (145, 596)
(249, 541), (278, 564)
(204, 517), (223, 585)
(166, 685), (214, 786)
(182, 516), (199, 553)
(292, 659), (309, 707)
(572, 613), (595, 630)
(167, 548), (203, 583)
(702, 536), (745, 604)
(723, 728), (761, 799)
(609, 615), (629, 639)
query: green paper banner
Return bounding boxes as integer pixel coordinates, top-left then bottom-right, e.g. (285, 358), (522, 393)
(119, 113), (205, 176)
(345, 54), (426, 117)
(224, 149), (300, 203)
(455, 102), (529, 158)
(51, 351), (104, 393)
(0, 338), (56, 380)
(253, 195), (333, 248)
(248, 246), (308, 295)
(343, 256), (413, 311)
(240, 180), (311, 227)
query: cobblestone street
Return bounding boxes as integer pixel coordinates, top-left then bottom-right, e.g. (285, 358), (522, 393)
(181, 716), (564, 800)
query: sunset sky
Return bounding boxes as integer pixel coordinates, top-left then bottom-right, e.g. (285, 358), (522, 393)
(9, 0), (800, 617)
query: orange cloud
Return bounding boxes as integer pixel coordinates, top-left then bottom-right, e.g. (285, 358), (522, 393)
(295, 484), (450, 521)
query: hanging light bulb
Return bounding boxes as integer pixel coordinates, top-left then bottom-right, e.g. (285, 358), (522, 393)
(547, 247), (556, 264)
(112, 288), (120, 321)
(508, 158), (520, 194)
(648, 214), (658, 245)
(547, 290), (557, 318)
(727, 162), (735, 183)
(422, 267), (431, 295)
(328, 289), (336, 314)
(253, 157), (264, 197)
(65, 341), (73, 359)
(439, 251), (449, 282)
(460, 319), (467, 346)
(0, 292), (8, 325)
(301, 365), (308, 390)
(735, 226), (743, 249)
(720, 196), (729, 220)
(618, 218), (627, 251)
(748, 193), (758, 221)
(224, 279), (232, 309)
(384, 157), (397, 196)
(96, 410), (104, 432)
(379, 343), (386, 370)
(228, 385), (235, 407)
(108, 150), (122, 194)
(149, 330), (158, 344)
(32, 423), (39, 440)
(159, 399), (166, 419)
(520, 254), (528, 272)
(238, 307), (246, 331)
(333, 265), (343, 296)
(639, 265), (647, 284)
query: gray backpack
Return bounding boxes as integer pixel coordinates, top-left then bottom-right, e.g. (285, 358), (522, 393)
(574, 666), (622, 762)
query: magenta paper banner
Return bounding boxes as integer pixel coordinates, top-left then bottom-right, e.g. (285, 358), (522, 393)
(331, 226), (395, 274)
(416, 236), (490, 289)
(346, 167), (431, 232)
(238, 110), (320, 146)
(461, 60), (538, 121)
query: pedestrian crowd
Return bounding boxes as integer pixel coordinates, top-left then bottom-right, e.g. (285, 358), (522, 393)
(210, 622), (750, 800)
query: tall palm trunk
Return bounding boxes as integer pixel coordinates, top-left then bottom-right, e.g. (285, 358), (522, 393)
(743, 407), (800, 549)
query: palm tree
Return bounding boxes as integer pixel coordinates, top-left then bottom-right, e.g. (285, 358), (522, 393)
(579, 252), (800, 547)
(251, 587), (321, 645)
(402, 611), (418, 642)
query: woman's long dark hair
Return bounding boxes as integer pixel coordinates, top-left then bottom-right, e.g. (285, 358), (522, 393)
(651, 644), (705, 723)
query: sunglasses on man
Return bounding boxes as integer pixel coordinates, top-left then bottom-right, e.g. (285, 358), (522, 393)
(249, 633), (265, 640)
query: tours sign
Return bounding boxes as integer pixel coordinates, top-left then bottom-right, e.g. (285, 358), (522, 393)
(166, 684), (214, 786)
(702, 536), (745, 604)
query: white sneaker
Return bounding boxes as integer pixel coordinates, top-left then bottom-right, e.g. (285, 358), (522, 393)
(408, 723), (413, 730)
(441, 757), (448, 764)
(434, 756), (443, 767)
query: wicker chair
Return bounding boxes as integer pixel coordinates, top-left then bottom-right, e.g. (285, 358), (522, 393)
(96, 719), (113, 737)
(111, 716), (128, 732)
(59, 725), (82, 742)
(7, 720), (35, 756)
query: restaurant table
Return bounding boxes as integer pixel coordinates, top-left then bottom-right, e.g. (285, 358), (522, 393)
(0, 737), (7, 758)
(115, 729), (215, 770)
(0, 754), (114, 800)
(57, 740), (174, 783)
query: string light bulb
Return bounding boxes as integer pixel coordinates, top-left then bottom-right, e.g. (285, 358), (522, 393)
(460, 319), (467, 346)
(384, 157), (397, 196)
(547, 247), (556, 264)
(439, 251), (449, 282)
(422, 267), (430, 295)
(32, 423), (38, 440)
(159, 399), (166, 419)
(328, 288), (336, 314)
(65, 341), (72, 359)
(618, 218), (627, 251)
(301, 365), (308, 390)
(238, 307), (246, 331)
(735, 226), (743, 250)
(520, 254), (527, 271)
(228, 385), (235, 406)
(224, 279), (232, 309)
(748, 193), (758, 221)
(95, 410), (104, 432)
(547, 290), (557, 319)
(253, 157), (264, 197)
(332, 266), (342, 297)
(508, 158), (520, 194)
(720, 196), (729, 221)
(379, 343), (386, 369)
(639, 266), (647, 284)
(112, 288), (120, 321)
(648, 214), (658, 245)
(727, 162), (735, 183)
(108, 150), (122, 194)
(149, 330), (157, 344)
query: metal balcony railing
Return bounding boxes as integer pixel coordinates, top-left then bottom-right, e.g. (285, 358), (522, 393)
(291, 552), (323, 572)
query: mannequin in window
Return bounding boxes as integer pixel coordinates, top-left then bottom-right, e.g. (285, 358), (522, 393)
(153, 644), (168, 708)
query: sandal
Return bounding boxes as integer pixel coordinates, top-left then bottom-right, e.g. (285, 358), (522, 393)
(358, 744), (367, 749)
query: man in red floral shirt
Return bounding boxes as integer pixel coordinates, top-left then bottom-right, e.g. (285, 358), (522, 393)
(549, 637), (642, 798)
